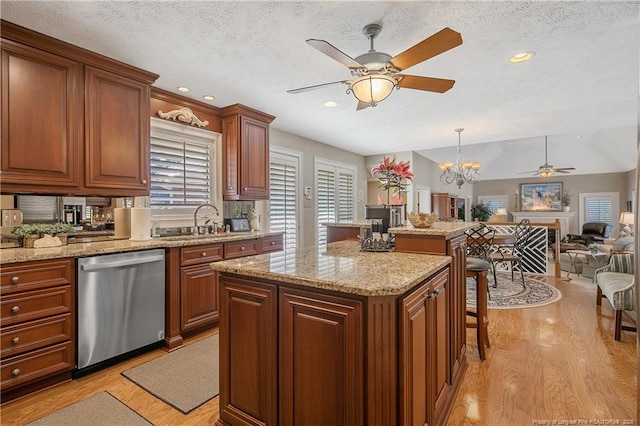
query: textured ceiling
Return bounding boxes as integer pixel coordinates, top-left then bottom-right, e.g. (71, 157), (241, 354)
(2, 1), (638, 180)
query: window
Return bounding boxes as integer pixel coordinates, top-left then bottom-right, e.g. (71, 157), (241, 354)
(315, 159), (357, 244)
(578, 192), (620, 233)
(269, 148), (301, 250)
(149, 118), (219, 215)
(477, 195), (507, 214)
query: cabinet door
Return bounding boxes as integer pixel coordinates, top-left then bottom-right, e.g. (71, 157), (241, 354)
(431, 269), (451, 424)
(1, 40), (82, 192)
(447, 234), (467, 383)
(180, 264), (218, 333)
(279, 287), (363, 426)
(218, 275), (278, 426)
(239, 116), (269, 200)
(85, 66), (150, 195)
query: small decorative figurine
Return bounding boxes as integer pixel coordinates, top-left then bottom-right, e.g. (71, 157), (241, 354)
(249, 208), (260, 231)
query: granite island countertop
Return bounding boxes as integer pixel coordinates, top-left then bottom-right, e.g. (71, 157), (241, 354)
(0, 231), (283, 264)
(321, 222), (371, 228)
(211, 240), (451, 296)
(389, 221), (477, 237)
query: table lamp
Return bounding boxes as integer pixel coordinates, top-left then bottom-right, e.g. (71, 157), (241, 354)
(619, 212), (634, 237)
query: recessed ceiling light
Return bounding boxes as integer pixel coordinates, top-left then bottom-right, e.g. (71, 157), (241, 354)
(177, 86), (190, 92)
(576, 135), (582, 139)
(509, 51), (535, 63)
(203, 95), (215, 101)
(323, 101), (338, 108)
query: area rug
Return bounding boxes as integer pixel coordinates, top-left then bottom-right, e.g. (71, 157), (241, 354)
(467, 271), (562, 309)
(121, 334), (219, 414)
(27, 391), (151, 425)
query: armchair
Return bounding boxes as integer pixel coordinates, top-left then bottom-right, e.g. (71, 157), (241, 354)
(594, 252), (635, 340)
(566, 222), (612, 246)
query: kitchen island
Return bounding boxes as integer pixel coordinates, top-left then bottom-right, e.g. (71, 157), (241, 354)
(211, 240), (460, 426)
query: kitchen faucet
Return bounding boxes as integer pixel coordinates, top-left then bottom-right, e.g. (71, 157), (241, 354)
(193, 204), (220, 230)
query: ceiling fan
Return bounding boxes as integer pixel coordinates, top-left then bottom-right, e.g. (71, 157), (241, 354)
(518, 136), (576, 178)
(287, 23), (463, 110)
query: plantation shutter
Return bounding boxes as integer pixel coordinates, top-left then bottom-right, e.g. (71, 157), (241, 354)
(150, 135), (211, 206)
(338, 172), (354, 222)
(585, 197), (613, 224)
(316, 168), (336, 245)
(269, 157), (298, 249)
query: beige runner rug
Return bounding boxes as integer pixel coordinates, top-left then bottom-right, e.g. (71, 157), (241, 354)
(121, 334), (219, 414)
(27, 391), (151, 425)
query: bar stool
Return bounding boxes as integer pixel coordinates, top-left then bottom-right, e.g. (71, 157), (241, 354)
(465, 226), (495, 361)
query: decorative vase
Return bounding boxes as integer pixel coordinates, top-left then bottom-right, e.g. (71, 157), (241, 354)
(563, 206), (570, 212)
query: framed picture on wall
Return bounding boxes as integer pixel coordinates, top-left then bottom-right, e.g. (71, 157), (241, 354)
(521, 182), (563, 211)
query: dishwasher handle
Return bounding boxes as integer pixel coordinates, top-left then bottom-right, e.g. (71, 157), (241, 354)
(81, 254), (165, 272)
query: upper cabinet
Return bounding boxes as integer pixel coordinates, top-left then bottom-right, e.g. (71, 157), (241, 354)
(0, 20), (158, 196)
(221, 105), (275, 201)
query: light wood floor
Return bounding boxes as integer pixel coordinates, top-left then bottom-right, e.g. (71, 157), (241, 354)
(1, 275), (636, 425)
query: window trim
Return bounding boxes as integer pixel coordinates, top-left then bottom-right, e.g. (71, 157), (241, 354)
(578, 191), (620, 234)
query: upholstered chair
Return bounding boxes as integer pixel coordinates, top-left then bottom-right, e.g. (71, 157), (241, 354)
(594, 252), (636, 341)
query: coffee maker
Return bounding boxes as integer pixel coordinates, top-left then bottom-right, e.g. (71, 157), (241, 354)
(364, 205), (405, 233)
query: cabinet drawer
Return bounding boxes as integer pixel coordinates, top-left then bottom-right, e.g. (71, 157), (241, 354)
(1, 286), (72, 327)
(1, 260), (73, 295)
(261, 235), (283, 253)
(181, 243), (224, 266)
(1, 314), (72, 359)
(1, 341), (74, 390)
(224, 240), (259, 259)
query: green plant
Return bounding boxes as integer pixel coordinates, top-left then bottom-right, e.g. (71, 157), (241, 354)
(12, 223), (74, 237)
(471, 204), (492, 222)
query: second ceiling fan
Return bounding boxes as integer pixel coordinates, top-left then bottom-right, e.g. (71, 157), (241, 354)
(518, 136), (576, 178)
(287, 23), (463, 110)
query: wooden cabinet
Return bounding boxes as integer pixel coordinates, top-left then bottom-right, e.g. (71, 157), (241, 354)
(84, 66), (151, 195)
(260, 234), (284, 253)
(0, 20), (158, 196)
(178, 243), (223, 334)
(224, 239), (260, 259)
(221, 105), (275, 201)
(400, 268), (450, 426)
(0, 259), (74, 402)
(432, 193), (458, 221)
(1, 40), (83, 193)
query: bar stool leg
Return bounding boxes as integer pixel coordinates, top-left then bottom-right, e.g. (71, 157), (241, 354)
(466, 269), (490, 361)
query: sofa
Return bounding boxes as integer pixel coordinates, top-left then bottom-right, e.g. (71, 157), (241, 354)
(594, 251), (636, 341)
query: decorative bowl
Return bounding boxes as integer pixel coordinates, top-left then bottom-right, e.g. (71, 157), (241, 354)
(407, 212), (438, 228)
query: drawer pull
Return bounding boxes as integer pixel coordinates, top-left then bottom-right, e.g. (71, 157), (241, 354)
(10, 276), (19, 283)
(11, 305), (19, 313)
(12, 337), (19, 344)
(12, 368), (20, 376)
(142, 179), (147, 184)
(240, 246), (245, 251)
(270, 241), (275, 245)
(201, 252), (207, 257)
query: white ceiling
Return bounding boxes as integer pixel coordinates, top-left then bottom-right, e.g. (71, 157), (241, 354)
(3, 1), (639, 180)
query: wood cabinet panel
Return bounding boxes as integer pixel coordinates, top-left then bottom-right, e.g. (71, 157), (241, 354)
(180, 243), (223, 266)
(219, 276), (278, 426)
(0, 341), (73, 390)
(260, 234), (283, 253)
(1, 259), (73, 295)
(431, 193), (457, 221)
(224, 240), (259, 259)
(431, 270), (451, 423)
(447, 235), (467, 384)
(180, 264), (218, 333)
(279, 288), (363, 426)
(0, 40), (82, 192)
(1, 313), (72, 359)
(85, 66), (150, 195)
(326, 226), (361, 243)
(0, 286), (72, 327)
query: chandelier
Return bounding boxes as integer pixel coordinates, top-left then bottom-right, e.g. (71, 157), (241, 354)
(438, 128), (482, 188)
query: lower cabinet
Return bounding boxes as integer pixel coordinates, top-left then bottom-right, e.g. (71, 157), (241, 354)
(217, 264), (452, 426)
(0, 258), (75, 402)
(180, 264), (219, 333)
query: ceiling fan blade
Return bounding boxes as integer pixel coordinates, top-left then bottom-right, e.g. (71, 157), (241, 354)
(356, 101), (371, 111)
(517, 170), (540, 175)
(397, 75), (455, 93)
(389, 27), (463, 71)
(306, 39), (363, 69)
(552, 167), (576, 171)
(287, 80), (349, 94)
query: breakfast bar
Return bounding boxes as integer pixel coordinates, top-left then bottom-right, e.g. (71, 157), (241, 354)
(211, 240), (458, 426)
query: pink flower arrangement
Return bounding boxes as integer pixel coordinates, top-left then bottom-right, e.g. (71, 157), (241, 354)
(371, 155), (414, 201)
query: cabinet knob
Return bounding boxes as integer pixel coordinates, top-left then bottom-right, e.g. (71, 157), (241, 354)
(201, 252), (207, 257)
(11, 369), (20, 376)
(142, 179), (147, 184)
(270, 241), (275, 245)
(432, 289), (442, 298)
(11, 305), (19, 313)
(244, 187), (248, 191)
(240, 246), (245, 251)
(12, 337), (19, 344)
(11, 276), (19, 283)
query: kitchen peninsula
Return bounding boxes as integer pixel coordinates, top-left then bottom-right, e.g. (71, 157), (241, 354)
(211, 240), (459, 426)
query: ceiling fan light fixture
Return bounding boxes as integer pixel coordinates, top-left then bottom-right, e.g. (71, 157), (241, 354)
(538, 169), (554, 178)
(349, 74), (397, 105)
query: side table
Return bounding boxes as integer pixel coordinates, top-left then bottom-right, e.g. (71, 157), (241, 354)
(565, 250), (608, 278)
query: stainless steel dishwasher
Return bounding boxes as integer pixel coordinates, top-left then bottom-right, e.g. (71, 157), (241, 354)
(76, 249), (165, 376)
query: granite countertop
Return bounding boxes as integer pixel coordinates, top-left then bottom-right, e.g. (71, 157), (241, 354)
(389, 221), (477, 237)
(0, 231), (283, 264)
(211, 240), (451, 296)
(322, 222), (370, 228)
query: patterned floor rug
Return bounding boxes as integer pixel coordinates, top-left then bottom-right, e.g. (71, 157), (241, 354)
(467, 271), (562, 309)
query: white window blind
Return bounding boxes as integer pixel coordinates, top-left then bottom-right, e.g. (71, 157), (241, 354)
(585, 197), (613, 224)
(269, 154), (299, 250)
(315, 159), (356, 245)
(477, 195), (506, 214)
